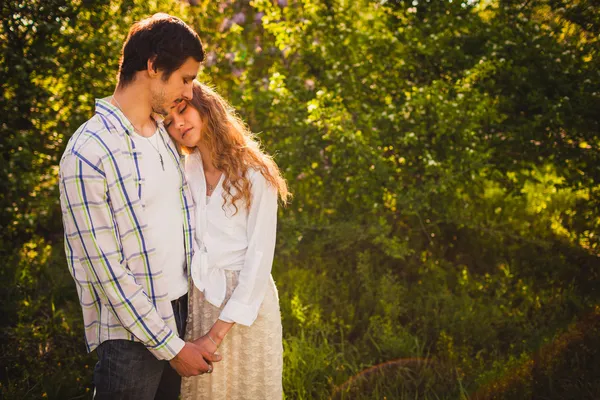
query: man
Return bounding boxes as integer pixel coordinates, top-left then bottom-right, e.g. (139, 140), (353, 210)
(59, 13), (219, 400)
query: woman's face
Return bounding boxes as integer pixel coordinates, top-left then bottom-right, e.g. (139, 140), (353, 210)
(164, 100), (203, 148)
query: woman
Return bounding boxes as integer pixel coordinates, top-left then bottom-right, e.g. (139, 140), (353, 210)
(164, 80), (290, 399)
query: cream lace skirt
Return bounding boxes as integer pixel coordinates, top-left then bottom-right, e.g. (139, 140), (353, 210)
(181, 270), (283, 400)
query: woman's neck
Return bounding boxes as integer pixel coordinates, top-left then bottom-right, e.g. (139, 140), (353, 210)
(198, 144), (218, 173)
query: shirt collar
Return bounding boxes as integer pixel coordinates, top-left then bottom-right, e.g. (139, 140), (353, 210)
(95, 97), (166, 136)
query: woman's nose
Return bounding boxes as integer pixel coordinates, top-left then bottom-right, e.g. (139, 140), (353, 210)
(172, 114), (185, 129)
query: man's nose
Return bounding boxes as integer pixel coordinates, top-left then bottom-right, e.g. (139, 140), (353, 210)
(183, 84), (193, 101)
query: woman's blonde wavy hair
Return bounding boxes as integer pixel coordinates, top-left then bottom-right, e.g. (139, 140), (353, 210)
(185, 80), (290, 214)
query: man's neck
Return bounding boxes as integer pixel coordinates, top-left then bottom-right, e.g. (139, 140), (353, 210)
(112, 82), (156, 138)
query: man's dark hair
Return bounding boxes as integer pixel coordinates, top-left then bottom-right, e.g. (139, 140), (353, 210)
(117, 13), (204, 86)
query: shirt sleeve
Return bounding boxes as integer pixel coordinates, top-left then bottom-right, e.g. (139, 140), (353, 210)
(219, 171), (278, 326)
(60, 152), (184, 360)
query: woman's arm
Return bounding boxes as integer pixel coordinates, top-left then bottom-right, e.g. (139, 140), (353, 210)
(219, 171), (279, 325)
(195, 171), (278, 351)
(211, 319), (235, 345)
(193, 319), (234, 354)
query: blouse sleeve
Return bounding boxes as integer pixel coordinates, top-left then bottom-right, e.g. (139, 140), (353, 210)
(219, 171), (278, 326)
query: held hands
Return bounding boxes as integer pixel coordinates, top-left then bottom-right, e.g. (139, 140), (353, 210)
(170, 321), (230, 377)
(169, 341), (222, 377)
(193, 334), (220, 355)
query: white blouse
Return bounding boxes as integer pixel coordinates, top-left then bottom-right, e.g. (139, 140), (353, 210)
(185, 150), (278, 326)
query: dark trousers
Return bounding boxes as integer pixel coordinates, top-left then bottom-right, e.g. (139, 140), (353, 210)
(93, 294), (188, 400)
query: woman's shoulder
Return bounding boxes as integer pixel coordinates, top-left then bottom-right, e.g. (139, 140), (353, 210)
(245, 166), (277, 197)
(246, 166), (267, 186)
(183, 150), (204, 195)
(184, 150), (202, 172)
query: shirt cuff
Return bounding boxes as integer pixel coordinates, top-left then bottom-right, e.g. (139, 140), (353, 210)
(218, 315), (235, 323)
(219, 299), (260, 327)
(147, 332), (186, 361)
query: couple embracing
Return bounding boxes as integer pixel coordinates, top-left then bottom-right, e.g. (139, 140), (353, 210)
(59, 13), (289, 400)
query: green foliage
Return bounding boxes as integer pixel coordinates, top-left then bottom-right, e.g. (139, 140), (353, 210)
(2, 0), (600, 399)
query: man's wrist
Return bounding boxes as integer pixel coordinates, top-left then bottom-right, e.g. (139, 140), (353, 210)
(166, 336), (186, 361)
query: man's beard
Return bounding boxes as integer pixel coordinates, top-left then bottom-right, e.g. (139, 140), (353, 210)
(151, 89), (168, 116)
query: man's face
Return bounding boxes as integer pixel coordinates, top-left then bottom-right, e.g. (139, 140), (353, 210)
(150, 57), (200, 115)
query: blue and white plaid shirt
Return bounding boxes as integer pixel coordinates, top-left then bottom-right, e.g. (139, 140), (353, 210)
(59, 98), (195, 360)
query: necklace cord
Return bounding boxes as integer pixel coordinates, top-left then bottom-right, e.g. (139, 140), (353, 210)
(112, 95), (166, 171)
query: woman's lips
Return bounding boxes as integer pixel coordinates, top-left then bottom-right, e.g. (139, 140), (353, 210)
(182, 127), (192, 139)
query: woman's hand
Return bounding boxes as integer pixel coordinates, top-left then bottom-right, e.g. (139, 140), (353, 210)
(193, 334), (219, 355)
(191, 319), (235, 361)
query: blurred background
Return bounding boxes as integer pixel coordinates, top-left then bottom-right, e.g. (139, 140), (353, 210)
(1, 0), (599, 398)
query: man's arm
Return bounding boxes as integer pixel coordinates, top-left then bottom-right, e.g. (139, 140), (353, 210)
(60, 151), (183, 360)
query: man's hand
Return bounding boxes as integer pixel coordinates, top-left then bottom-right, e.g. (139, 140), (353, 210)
(169, 342), (222, 377)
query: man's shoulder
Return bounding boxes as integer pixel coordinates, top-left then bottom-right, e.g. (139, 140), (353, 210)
(61, 114), (120, 166)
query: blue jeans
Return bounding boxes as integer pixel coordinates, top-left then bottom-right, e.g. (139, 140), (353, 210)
(93, 294), (188, 400)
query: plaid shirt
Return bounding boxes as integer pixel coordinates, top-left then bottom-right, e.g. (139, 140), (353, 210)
(59, 98), (194, 360)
